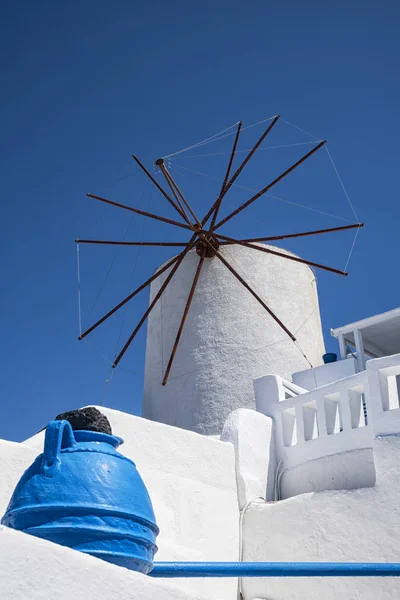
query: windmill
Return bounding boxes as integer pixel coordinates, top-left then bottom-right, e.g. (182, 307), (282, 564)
(76, 116), (363, 391)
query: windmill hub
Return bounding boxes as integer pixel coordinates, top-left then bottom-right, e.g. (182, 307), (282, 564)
(196, 233), (219, 258)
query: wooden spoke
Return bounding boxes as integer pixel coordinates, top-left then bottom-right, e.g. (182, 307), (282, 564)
(208, 121), (243, 230)
(215, 233), (348, 276)
(76, 239), (188, 247)
(216, 223), (364, 244)
(87, 193), (193, 231)
(157, 163), (192, 225)
(202, 117), (280, 229)
(132, 155), (190, 224)
(162, 251), (206, 385)
(217, 115), (280, 200)
(213, 140), (326, 230)
(203, 238), (296, 341)
(78, 253), (183, 341)
(113, 235), (197, 367)
(157, 159), (202, 228)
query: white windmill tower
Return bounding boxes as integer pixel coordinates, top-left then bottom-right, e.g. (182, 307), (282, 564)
(77, 116), (362, 435)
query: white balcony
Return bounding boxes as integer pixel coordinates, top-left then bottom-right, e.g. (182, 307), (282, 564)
(254, 352), (400, 499)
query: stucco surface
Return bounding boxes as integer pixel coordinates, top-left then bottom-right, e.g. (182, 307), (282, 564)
(0, 526), (218, 600)
(0, 440), (39, 516)
(17, 406), (239, 600)
(292, 356), (358, 390)
(242, 435), (400, 600)
(221, 408), (275, 506)
(143, 244), (325, 435)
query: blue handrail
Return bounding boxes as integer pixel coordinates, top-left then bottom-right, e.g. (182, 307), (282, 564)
(150, 561), (400, 578)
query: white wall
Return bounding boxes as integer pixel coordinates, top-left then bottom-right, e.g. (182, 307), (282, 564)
(292, 356), (357, 390)
(5, 406), (240, 600)
(143, 243), (325, 435)
(241, 435), (400, 600)
(221, 408), (276, 507)
(0, 526), (216, 600)
(279, 447), (375, 499)
(0, 440), (39, 516)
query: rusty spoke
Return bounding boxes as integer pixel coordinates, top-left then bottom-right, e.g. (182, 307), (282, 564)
(215, 233), (348, 276)
(208, 121), (243, 230)
(166, 170), (202, 228)
(132, 155), (191, 224)
(203, 238), (296, 341)
(158, 165), (192, 225)
(217, 115), (280, 201)
(156, 159), (202, 227)
(162, 251), (206, 385)
(76, 239), (188, 247)
(78, 253), (183, 341)
(87, 193), (193, 231)
(213, 140), (326, 230)
(202, 117), (280, 228)
(216, 223), (364, 244)
(113, 235), (197, 367)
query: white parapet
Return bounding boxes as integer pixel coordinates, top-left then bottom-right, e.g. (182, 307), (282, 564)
(221, 408), (276, 507)
(366, 352), (400, 436)
(0, 526), (217, 600)
(254, 352), (400, 499)
(4, 406), (240, 600)
(241, 435), (400, 600)
(254, 371), (376, 498)
(143, 243), (325, 435)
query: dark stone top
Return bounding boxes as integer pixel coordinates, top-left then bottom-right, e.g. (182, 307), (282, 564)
(55, 407), (112, 435)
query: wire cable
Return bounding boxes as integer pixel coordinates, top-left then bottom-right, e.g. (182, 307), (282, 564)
(163, 115), (277, 158)
(168, 140), (322, 160)
(76, 242), (82, 336)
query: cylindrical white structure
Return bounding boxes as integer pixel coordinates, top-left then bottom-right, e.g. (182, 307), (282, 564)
(143, 244), (325, 435)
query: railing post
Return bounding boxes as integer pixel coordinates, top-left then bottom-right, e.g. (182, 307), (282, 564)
(316, 396), (328, 437)
(354, 329), (366, 372)
(338, 333), (347, 360)
(295, 404), (305, 444)
(339, 389), (352, 431)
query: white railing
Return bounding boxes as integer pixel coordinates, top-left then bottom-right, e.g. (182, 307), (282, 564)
(367, 353), (400, 436)
(253, 353), (400, 498)
(255, 371), (370, 470)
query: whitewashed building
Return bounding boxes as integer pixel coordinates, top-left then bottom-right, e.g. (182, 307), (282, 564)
(1, 246), (400, 599)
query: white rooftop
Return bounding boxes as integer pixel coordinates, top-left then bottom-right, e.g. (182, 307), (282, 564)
(331, 306), (400, 358)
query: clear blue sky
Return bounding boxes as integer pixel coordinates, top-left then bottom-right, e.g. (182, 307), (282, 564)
(1, 1), (399, 441)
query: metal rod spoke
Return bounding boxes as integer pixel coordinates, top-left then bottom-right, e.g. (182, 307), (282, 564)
(113, 235), (197, 367)
(218, 115), (280, 200)
(87, 193), (193, 231)
(162, 252), (206, 385)
(202, 116), (280, 228)
(213, 140), (326, 230)
(215, 233), (348, 276)
(166, 171), (202, 228)
(158, 159), (202, 228)
(160, 168), (192, 225)
(203, 238), (296, 341)
(208, 121), (243, 230)
(78, 253), (182, 341)
(76, 239), (188, 247)
(155, 160), (193, 226)
(216, 223), (364, 244)
(132, 155), (190, 224)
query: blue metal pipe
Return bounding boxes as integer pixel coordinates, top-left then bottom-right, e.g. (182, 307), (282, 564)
(150, 562), (400, 578)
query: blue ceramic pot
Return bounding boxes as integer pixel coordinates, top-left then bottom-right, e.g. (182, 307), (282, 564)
(1, 420), (158, 573)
